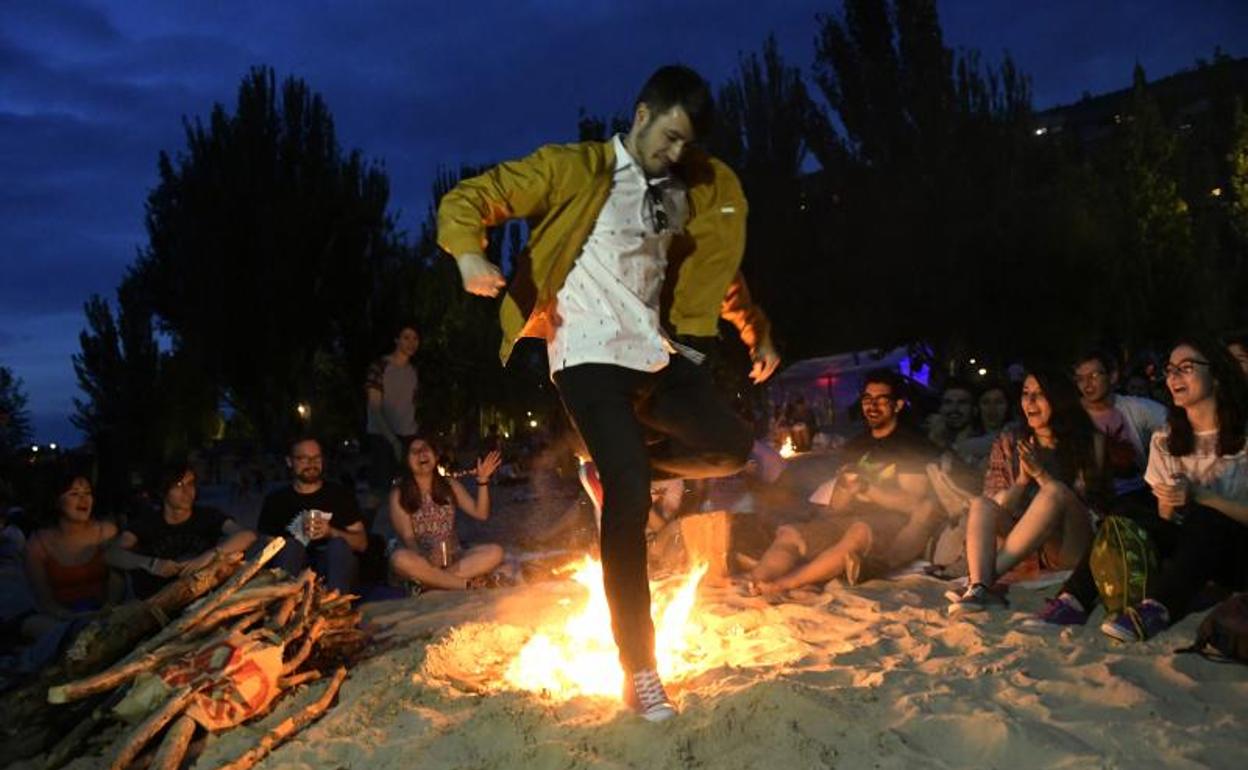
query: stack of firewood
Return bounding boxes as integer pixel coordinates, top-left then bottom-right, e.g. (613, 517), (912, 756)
(1, 537), (366, 770)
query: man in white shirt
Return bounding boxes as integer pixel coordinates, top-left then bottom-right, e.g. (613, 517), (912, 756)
(439, 66), (759, 722)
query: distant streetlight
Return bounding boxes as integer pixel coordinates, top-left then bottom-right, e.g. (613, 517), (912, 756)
(49, 442), (58, 450)
(977, 368), (988, 377)
(1211, 187), (1223, 198)
(30, 445), (39, 452)
(529, 419), (538, 428)
(295, 403), (310, 421)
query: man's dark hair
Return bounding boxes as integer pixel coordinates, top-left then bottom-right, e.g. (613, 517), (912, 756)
(941, 378), (976, 398)
(288, 435), (321, 457)
(154, 460), (195, 498)
(1222, 330), (1248, 350)
(395, 321), (420, 338)
(1074, 349), (1117, 375)
(636, 65), (714, 139)
(862, 368), (905, 399)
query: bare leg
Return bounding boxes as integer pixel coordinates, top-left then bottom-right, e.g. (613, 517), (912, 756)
(449, 544), (505, 579)
(994, 482), (1086, 577)
(966, 496), (1003, 585)
(390, 548), (470, 590)
(761, 521), (873, 592)
(879, 499), (943, 568)
(747, 525), (804, 583)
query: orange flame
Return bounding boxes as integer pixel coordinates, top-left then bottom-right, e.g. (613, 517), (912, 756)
(504, 558), (709, 699)
(779, 436), (797, 458)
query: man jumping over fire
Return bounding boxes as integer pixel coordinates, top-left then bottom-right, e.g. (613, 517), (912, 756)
(437, 64), (776, 722)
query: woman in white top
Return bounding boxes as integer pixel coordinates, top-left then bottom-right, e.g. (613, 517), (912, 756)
(1101, 336), (1248, 642)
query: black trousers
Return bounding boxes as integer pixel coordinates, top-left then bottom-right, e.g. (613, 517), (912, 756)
(1153, 504), (1248, 619)
(554, 355), (753, 673)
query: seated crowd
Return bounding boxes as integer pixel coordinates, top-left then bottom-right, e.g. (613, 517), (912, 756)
(3, 332), (1247, 676)
(745, 334), (1248, 645)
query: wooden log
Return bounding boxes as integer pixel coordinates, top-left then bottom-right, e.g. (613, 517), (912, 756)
(41, 695), (113, 770)
(2, 557), (245, 757)
(319, 610), (363, 633)
(281, 617), (327, 675)
(187, 583), (305, 636)
(48, 633), (213, 705)
(128, 538), (286, 662)
(216, 667), (347, 770)
(149, 715), (197, 770)
(267, 592), (300, 630)
(108, 683), (203, 770)
(281, 570), (317, 641)
(277, 670), (322, 689)
(228, 609), (268, 636)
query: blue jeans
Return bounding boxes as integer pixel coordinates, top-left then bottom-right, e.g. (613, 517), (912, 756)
(273, 536), (359, 594)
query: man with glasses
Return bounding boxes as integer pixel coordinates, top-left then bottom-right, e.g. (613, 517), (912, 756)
(258, 437), (367, 593)
(746, 369), (939, 592)
(437, 65), (772, 722)
(1073, 350), (1166, 500)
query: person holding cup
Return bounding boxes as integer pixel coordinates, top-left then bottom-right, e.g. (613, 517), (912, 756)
(388, 437), (503, 590)
(258, 437), (368, 593)
(1100, 336), (1248, 641)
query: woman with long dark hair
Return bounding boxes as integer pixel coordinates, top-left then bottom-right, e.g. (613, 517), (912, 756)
(948, 366), (1109, 612)
(388, 437), (504, 590)
(1101, 336), (1248, 641)
(23, 472), (123, 638)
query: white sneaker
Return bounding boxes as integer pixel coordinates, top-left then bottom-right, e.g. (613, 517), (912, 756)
(624, 669), (677, 722)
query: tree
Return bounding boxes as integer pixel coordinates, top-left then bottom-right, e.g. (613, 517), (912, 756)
(130, 66), (403, 444)
(0, 364), (33, 460)
(808, 0), (1038, 360)
(1102, 65), (1201, 343)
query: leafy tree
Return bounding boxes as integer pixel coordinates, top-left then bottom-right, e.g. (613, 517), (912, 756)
(131, 66), (403, 444)
(809, 0), (1037, 359)
(0, 364), (33, 460)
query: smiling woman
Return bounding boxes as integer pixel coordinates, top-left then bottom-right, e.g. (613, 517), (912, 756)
(21, 471), (123, 639)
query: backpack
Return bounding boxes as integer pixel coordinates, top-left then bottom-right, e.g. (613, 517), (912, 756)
(1089, 516), (1158, 614)
(1176, 593), (1248, 663)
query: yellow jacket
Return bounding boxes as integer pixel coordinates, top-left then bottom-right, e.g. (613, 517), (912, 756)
(438, 139), (766, 364)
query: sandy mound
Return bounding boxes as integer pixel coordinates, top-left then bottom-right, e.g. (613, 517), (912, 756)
(81, 572), (1238, 770)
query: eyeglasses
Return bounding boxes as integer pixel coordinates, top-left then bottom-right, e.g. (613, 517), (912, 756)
(1074, 371), (1106, 385)
(1163, 359), (1210, 378)
(859, 394), (894, 407)
(645, 183), (669, 234)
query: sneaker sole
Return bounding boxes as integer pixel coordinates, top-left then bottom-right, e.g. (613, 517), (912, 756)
(640, 704), (677, 723)
(1099, 620), (1140, 642)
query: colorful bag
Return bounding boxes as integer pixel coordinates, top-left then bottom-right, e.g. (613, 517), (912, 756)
(1089, 516), (1158, 614)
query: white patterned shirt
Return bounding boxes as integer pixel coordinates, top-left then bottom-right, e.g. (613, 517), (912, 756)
(547, 135), (689, 375)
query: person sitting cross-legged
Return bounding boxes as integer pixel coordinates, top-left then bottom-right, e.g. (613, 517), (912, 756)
(387, 438), (505, 591)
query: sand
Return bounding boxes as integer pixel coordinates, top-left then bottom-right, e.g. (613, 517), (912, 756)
(113, 571), (1244, 770)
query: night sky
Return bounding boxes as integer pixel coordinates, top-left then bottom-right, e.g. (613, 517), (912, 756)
(3, 0), (1246, 444)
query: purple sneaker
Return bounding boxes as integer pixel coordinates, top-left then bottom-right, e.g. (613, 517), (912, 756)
(1021, 594), (1088, 630)
(1101, 599), (1170, 642)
